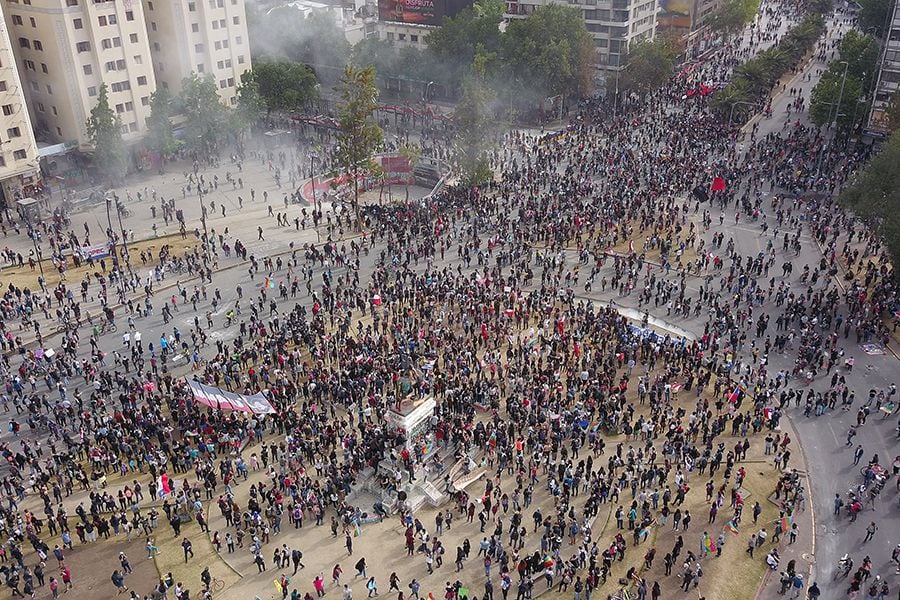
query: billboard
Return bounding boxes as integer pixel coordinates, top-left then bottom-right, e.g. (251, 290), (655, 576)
(378, 0), (471, 26)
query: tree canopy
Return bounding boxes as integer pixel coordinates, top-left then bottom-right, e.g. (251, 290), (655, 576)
(707, 0), (760, 33)
(809, 31), (878, 129)
(619, 37), (680, 94)
(246, 59), (318, 115)
(178, 73), (229, 156)
(146, 87), (178, 158)
(86, 83), (126, 182)
(839, 131), (900, 275)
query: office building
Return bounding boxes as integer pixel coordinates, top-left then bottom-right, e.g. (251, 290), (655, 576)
(141, 0), (252, 106)
(0, 2), (41, 205)
(3, 0), (157, 147)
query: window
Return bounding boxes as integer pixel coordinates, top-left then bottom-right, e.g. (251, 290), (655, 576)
(115, 59), (126, 70)
(30, 81), (38, 92)
(217, 60), (223, 69)
(214, 41), (221, 50)
(235, 35), (242, 45)
(12, 15), (23, 26)
(56, 127), (62, 137)
(196, 63), (204, 72)
(19, 38), (30, 49)
(0, 157), (5, 168)
(23, 60), (35, 71)
(125, 101), (133, 111)
(52, 106), (57, 115)
(137, 75), (147, 85)
(227, 77), (233, 86)
(212, 20), (218, 29)
(153, 42), (160, 51)
(188, 1), (196, 10)
(76, 41), (91, 52)
(73, 18), (83, 29)
(195, 43), (204, 52)
(410, 35), (418, 42)
(98, 15), (107, 25)
(224, 59), (231, 67)
(129, 122), (138, 132)
(119, 124), (128, 134)
(221, 39), (228, 48)
(46, 84), (52, 94)
(237, 55), (244, 64)
(29, 17), (35, 27)
(7, 127), (21, 138)
(105, 61), (116, 71)
(192, 23), (199, 32)
(217, 0), (223, 7)
(1, 105), (12, 116)
(13, 150), (27, 160)
(133, 55), (143, 64)
(101, 38), (112, 49)
(126, 10), (134, 20)
(219, 19), (225, 27)
(219, 79), (226, 88)
(398, 33), (406, 41)
(33, 40), (42, 51)
(0, 82), (6, 92)
(130, 33), (139, 43)
(65, 0), (77, 5)
(35, 102), (43, 112)
(147, 1), (153, 9)
(141, 96), (149, 106)
(233, 16), (240, 24)
(113, 37), (121, 47)
(150, 22), (157, 31)
(41, 63), (48, 73)
(116, 103), (124, 113)
(108, 14), (117, 24)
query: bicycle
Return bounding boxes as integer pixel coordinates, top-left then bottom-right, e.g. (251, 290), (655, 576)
(208, 577), (225, 593)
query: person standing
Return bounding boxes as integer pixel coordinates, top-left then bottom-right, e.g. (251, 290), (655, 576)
(863, 522), (878, 543)
(853, 446), (865, 465)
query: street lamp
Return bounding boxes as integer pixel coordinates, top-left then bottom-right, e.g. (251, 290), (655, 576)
(309, 152), (319, 214)
(23, 213), (44, 279)
(816, 61), (850, 177)
(113, 193), (134, 282)
(105, 196), (126, 299)
(728, 100), (758, 125)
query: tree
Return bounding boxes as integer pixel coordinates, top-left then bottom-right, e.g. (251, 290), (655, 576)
(427, 0), (505, 88)
(179, 73), (228, 157)
(619, 38), (677, 94)
(857, 0), (893, 37)
(707, 0), (760, 33)
(453, 57), (496, 186)
(839, 131), (900, 273)
(398, 142), (422, 201)
(837, 31), (879, 90)
(809, 69), (863, 129)
(502, 5), (594, 98)
(86, 83), (126, 182)
(235, 71), (264, 128)
(146, 87), (178, 159)
(336, 65), (383, 230)
(247, 59), (318, 116)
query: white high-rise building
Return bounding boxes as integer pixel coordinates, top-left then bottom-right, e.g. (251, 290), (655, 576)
(141, 0), (252, 106)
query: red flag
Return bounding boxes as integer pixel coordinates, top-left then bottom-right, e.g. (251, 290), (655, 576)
(711, 176), (726, 192)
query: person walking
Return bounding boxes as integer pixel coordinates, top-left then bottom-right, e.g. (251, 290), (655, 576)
(853, 445), (865, 465)
(863, 522), (878, 543)
(111, 570), (128, 594)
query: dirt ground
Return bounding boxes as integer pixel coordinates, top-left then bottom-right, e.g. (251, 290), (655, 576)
(6, 536), (161, 600)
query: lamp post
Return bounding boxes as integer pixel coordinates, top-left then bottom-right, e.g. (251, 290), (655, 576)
(113, 193), (134, 282)
(24, 213), (44, 279)
(728, 100), (758, 125)
(105, 196), (126, 299)
(309, 152), (319, 214)
(816, 61), (850, 177)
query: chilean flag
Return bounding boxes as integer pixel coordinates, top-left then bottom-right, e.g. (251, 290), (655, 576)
(711, 176), (727, 192)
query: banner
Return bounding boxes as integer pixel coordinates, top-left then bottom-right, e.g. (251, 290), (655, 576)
(187, 379), (277, 415)
(78, 242), (112, 260)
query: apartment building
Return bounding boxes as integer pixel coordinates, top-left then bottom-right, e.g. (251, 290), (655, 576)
(505, 0), (657, 69)
(868, 0), (900, 135)
(141, 0), (251, 106)
(3, 0), (157, 147)
(0, 3), (41, 205)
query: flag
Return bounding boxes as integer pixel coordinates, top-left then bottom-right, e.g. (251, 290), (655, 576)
(262, 277), (275, 290)
(372, 294), (382, 306)
(727, 383), (746, 404)
(781, 515), (792, 532)
(726, 520), (739, 535)
(711, 176), (726, 192)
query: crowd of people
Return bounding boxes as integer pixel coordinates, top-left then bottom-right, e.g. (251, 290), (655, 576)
(0, 0), (897, 599)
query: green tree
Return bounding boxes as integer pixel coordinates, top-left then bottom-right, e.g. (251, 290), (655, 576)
(839, 131), (900, 273)
(809, 69), (863, 128)
(857, 0), (893, 37)
(235, 70), (264, 127)
(336, 65), (383, 230)
(837, 31), (879, 89)
(453, 58), (496, 186)
(179, 73), (228, 157)
(86, 83), (126, 182)
(398, 142), (422, 202)
(707, 0), (760, 33)
(427, 0), (505, 87)
(146, 87), (178, 159)
(619, 38), (678, 94)
(502, 4), (594, 98)
(247, 59), (318, 116)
